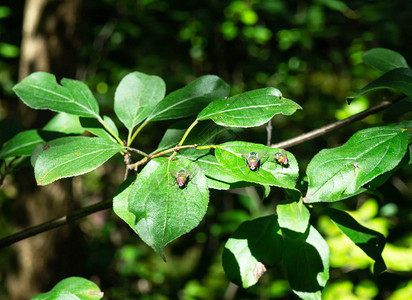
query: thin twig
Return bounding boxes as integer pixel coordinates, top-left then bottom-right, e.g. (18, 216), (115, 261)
(271, 95), (405, 149)
(0, 199), (112, 248)
(127, 144), (199, 170)
(266, 120), (272, 147)
(126, 147), (149, 157)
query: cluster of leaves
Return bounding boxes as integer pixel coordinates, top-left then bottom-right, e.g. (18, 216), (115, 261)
(1, 48), (411, 300)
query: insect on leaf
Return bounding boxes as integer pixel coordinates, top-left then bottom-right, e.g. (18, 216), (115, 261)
(128, 158), (209, 259)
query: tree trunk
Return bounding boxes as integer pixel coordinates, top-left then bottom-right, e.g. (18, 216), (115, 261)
(7, 1), (85, 299)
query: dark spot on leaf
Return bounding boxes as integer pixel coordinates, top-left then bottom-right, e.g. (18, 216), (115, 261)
(43, 144), (50, 150)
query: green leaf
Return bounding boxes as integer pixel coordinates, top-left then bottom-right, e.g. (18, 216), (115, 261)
(215, 141), (299, 189)
(324, 207), (386, 274)
(34, 136), (124, 185)
(277, 190), (310, 233)
(157, 119), (239, 152)
(222, 215), (283, 288)
(31, 276), (103, 300)
(347, 68), (412, 103)
(283, 225), (329, 300)
(305, 126), (408, 203)
(177, 150), (244, 184)
(43, 112), (84, 134)
(128, 158), (209, 258)
(197, 88), (301, 127)
(362, 48), (409, 73)
(80, 116), (119, 142)
(13, 72), (100, 118)
(0, 130), (44, 159)
(113, 176), (137, 233)
(114, 71), (165, 130)
(147, 75), (229, 122)
(382, 97), (412, 122)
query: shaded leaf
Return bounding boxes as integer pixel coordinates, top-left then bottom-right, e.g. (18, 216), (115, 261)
(347, 68), (412, 103)
(147, 75), (229, 121)
(0, 130), (44, 159)
(80, 116), (119, 142)
(13, 72), (99, 118)
(197, 88), (301, 127)
(382, 98), (412, 122)
(222, 215), (283, 288)
(114, 71), (165, 130)
(128, 158), (209, 258)
(283, 225), (329, 300)
(31, 276), (103, 300)
(305, 126), (408, 203)
(34, 137), (124, 185)
(157, 119), (239, 152)
(43, 112), (84, 134)
(324, 207), (386, 274)
(362, 48), (409, 73)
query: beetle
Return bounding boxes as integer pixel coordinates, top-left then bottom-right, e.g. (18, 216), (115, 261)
(274, 150), (289, 167)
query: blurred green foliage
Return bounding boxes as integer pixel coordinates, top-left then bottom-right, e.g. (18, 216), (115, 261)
(1, 0), (412, 299)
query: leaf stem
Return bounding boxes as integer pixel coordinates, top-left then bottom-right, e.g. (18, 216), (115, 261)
(126, 147), (149, 157)
(128, 144), (200, 170)
(169, 119), (199, 161)
(271, 94), (406, 149)
(0, 199), (112, 248)
(97, 117), (123, 145)
(180, 119), (199, 146)
(128, 120), (149, 146)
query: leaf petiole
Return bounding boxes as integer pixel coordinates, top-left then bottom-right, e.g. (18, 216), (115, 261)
(128, 120), (150, 146)
(97, 116), (123, 145)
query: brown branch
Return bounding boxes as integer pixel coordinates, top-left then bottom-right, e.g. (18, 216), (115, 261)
(0, 199), (112, 248)
(272, 95), (406, 149)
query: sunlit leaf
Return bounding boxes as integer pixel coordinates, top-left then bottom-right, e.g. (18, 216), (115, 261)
(114, 71), (165, 130)
(147, 75), (229, 121)
(305, 126), (408, 203)
(113, 176), (137, 233)
(128, 158), (209, 258)
(283, 225), (330, 300)
(31, 276), (103, 300)
(215, 141), (299, 189)
(277, 190), (310, 234)
(13, 72), (100, 118)
(34, 137), (124, 185)
(222, 215), (283, 288)
(347, 68), (412, 104)
(362, 48), (409, 73)
(324, 207), (386, 274)
(197, 88), (301, 127)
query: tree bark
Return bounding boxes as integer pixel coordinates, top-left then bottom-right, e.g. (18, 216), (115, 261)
(7, 1), (85, 299)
